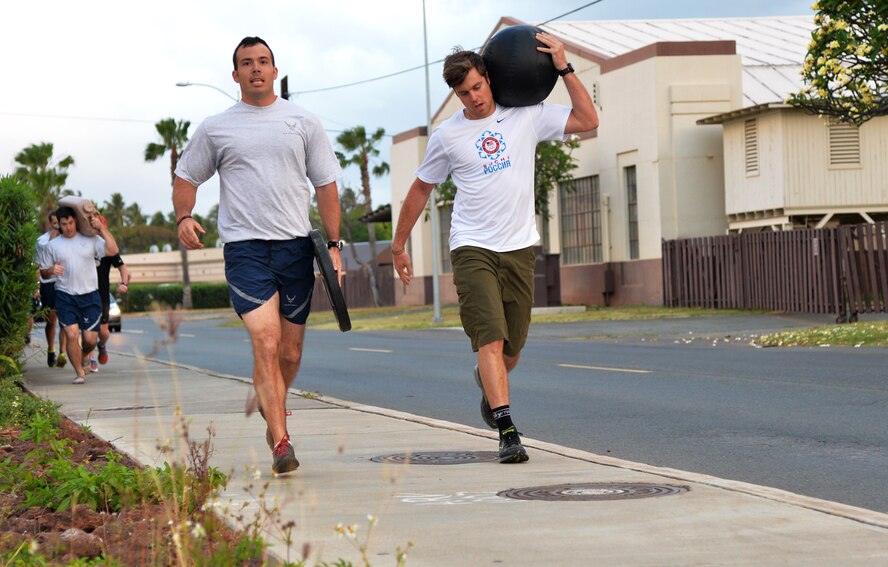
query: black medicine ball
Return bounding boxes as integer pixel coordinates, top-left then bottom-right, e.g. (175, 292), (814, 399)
(482, 25), (558, 108)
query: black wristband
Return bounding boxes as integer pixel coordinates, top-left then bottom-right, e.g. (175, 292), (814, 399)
(176, 215), (192, 226)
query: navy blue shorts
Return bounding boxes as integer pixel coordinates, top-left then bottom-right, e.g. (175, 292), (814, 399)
(223, 238), (315, 323)
(39, 281), (57, 309)
(55, 290), (101, 331)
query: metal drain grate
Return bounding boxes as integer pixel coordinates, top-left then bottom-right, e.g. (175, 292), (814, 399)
(371, 451), (499, 465)
(498, 482), (690, 501)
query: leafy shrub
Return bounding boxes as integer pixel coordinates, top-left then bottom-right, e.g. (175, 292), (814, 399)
(0, 176), (39, 363)
(123, 282), (230, 312)
(0, 376), (60, 430)
(0, 417), (227, 514)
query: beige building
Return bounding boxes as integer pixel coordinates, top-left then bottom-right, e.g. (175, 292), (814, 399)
(699, 104), (888, 232)
(390, 15), (815, 307)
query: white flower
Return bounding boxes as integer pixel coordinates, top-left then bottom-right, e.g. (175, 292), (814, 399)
(191, 523), (206, 539)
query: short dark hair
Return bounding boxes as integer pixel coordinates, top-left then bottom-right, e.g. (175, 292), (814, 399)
(55, 207), (75, 221)
(442, 47), (486, 88)
(233, 36), (275, 70)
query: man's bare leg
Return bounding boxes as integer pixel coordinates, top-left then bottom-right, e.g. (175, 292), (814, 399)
(477, 339), (528, 463)
(63, 324), (85, 379)
(477, 339), (520, 408)
(45, 310), (57, 352)
(241, 295), (288, 446)
(245, 318), (305, 417)
(279, 320), (306, 390)
(81, 330), (97, 366)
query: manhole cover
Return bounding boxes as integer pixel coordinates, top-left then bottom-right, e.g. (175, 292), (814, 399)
(498, 482), (690, 501)
(371, 451), (499, 465)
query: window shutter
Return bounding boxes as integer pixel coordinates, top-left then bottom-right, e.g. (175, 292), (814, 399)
(828, 119), (860, 166)
(744, 119), (759, 175)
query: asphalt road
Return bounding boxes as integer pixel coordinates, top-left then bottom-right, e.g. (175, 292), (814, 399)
(107, 312), (888, 514)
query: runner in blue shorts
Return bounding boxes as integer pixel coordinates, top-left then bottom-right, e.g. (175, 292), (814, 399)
(40, 206), (119, 384)
(224, 239), (316, 324)
(36, 211), (67, 368)
(173, 36), (343, 475)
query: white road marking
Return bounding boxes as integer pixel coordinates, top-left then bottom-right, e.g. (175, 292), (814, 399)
(558, 363), (651, 374)
(179, 333), (195, 338)
(348, 347), (393, 353)
(123, 329), (144, 334)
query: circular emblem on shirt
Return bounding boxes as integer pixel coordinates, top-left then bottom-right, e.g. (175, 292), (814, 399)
(475, 131), (507, 160)
(481, 137), (500, 154)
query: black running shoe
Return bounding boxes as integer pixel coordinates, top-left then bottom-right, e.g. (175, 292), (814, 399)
(498, 427), (529, 463)
(47, 352), (56, 368)
(474, 366), (497, 429)
(272, 434), (299, 475)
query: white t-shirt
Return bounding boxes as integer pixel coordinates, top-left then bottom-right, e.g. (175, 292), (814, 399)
(417, 103), (571, 252)
(176, 98), (342, 243)
(35, 231), (56, 284)
(42, 234), (106, 295)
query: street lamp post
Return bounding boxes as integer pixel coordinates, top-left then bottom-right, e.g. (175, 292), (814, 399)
(422, 0), (443, 323)
(175, 81), (238, 101)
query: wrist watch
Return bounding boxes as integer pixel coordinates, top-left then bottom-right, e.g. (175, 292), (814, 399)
(558, 62), (575, 77)
(326, 240), (343, 251)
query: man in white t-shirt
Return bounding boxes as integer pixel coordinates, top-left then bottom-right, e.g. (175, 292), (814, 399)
(173, 36), (342, 476)
(392, 34), (599, 463)
(35, 211), (67, 368)
(40, 206), (119, 384)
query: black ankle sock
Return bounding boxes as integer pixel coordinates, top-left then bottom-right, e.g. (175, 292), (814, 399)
(492, 405), (515, 434)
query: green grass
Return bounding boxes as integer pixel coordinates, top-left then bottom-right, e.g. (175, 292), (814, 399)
(753, 319), (888, 347)
(219, 304), (756, 332)
(218, 303), (888, 346)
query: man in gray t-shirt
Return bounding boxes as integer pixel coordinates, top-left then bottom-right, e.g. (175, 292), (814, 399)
(40, 206), (119, 384)
(173, 36), (342, 475)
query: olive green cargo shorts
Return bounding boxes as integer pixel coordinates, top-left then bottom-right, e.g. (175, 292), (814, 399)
(450, 245), (535, 356)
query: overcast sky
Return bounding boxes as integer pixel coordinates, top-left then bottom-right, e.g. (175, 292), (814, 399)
(2, 0), (813, 219)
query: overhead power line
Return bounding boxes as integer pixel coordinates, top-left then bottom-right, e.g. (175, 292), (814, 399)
(291, 0), (605, 96)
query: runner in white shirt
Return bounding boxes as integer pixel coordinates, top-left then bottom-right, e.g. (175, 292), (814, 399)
(35, 212), (67, 368)
(391, 34), (599, 463)
(40, 206), (119, 384)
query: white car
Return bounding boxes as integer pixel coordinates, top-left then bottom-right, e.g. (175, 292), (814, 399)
(108, 294), (122, 332)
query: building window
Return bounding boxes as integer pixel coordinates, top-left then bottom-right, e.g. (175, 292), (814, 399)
(626, 166), (639, 260)
(559, 175), (601, 264)
(828, 119), (861, 167)
(744, 118), (759, 175)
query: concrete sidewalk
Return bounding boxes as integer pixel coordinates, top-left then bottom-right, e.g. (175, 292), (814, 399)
(20, 345), (888, 566)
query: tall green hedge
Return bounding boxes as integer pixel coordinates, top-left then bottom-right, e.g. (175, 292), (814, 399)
(0, 176), (39, 365)
(122, 282), (231, 312)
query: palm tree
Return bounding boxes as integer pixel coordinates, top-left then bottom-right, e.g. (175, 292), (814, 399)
(102, 193), (126, 230)
(336, 126), (389, 307)
(124, 202), (146, 226)
(14, 142), (75, 228)
(149, 211), (169, 227)
(145, 118), (193, 309)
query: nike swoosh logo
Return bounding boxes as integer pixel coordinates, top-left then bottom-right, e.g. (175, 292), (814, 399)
(496, 118), (506, 123)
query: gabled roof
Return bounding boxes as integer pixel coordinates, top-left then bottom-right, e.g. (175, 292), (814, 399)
(423, 15), (815, 133)
(538, 16), (814, 106)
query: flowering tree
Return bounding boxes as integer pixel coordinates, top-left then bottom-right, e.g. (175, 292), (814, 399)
(787, 1), (888, 125)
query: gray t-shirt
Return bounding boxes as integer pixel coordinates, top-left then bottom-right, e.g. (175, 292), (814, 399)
(42, 233), (106, 295)
(175, 98), (342, 243)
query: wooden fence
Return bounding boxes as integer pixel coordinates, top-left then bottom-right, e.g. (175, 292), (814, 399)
(310, 265), (395, 312)
(662, 221), (888, 322)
